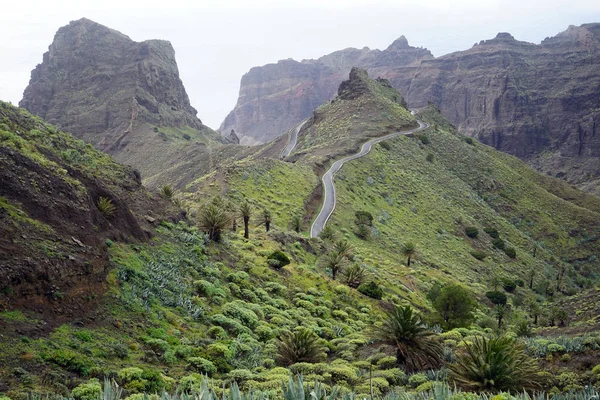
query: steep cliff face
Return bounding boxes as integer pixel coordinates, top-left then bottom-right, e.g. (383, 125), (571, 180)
(222, 25), (600, 194)
(220, 37), (432, 145)
(404, 26), (600, 193)
(20, 18), (226, 182)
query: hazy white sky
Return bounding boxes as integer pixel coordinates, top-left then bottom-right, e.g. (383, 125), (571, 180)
(1, 0), (599, 129)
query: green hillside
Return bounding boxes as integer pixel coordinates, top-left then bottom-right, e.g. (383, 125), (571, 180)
(2, 70), (600, 400)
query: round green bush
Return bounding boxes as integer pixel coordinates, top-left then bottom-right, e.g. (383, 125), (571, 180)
(72, 379), (102, 400)
(357, 281), (383, 300)
(465, 226), (479, 238)
(504, 246), (517, 259)
(484, 227), (499, 238)
(187, 357), (217, 375)
(408, 373), (429, 388)
(486, 290), (507, 305)
(267, 250), (291, 269)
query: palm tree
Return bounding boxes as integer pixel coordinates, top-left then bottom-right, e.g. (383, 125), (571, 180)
(342, 264), (366, 288)
(333, 239), (353, 260)
(290, 215), (302, 233)
(449, 335), (540, 392)
(239, 201), (252, 239)
(262, 208), (272, 232)
(319, 225), (336, 241)
(276, 328), (325, 366)
(372, 305), (443, 372)
(319, 250), (348, 280)
(198, 203), (231, 243)
(402, 242), (417, 267)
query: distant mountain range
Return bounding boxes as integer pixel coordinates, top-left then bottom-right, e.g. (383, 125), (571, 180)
(221, 24), (600, 194)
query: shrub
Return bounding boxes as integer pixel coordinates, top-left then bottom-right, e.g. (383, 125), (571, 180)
(504, 246), (517, 259)
(432, 284), (476, 329)
(419, 134), (430, 144)
(483, 227), (499, 238)
(376, 355), (397, 369)
(187, 357), (217, 375)
(267, 250), (291, 270)
(465, 227), (479, 238)
(409, 373), (429, 388)
(354, 211), (373, 226)
(486, 290), (507, 305)
(465, 137), (474, 145)
(426, 153), (434, 162)
(379, 141), (392, 150)
(501, 278), (516, 292)
(71, 379), (102, 400)
(97, 196), (116, 217)
(357, 281), (383, 300)
(492, 238), (505, 250)
(470, 250), (487, 261)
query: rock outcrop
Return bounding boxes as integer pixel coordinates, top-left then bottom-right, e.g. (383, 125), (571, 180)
(222, 25), (600, 194)
(20, 18), (224, 181)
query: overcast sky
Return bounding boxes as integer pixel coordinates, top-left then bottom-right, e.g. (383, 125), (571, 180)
(1, 0), (599, 129)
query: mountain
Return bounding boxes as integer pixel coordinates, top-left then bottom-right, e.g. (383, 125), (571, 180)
(19, 18), (228, 183)
(220, 36), (430, 146)
(221, 24), (600, 195)
(0, 101), (177, 328)
(1, 69), (600, 398)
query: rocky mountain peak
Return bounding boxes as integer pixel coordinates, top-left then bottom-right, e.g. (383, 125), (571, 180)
(338, 67), (371, 100)
(386, 35), (410, 51)
(20, 18), (222, 181)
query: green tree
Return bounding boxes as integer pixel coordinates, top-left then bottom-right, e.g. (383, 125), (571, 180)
(333, 240), (353, 260)
(262, 208), (272, 232)
(319, 250), (348, 280)
(432, 284), (476, 329)
(449, 336), (540, 392)
(372, 305), (443, 372)
(402, 242), (417, 267)
(239, 201), (252, 239)
(198, 203), (231, 243)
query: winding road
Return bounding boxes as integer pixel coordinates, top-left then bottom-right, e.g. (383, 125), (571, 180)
(280, 120), (308, 159)
(310, 111), (429, 238)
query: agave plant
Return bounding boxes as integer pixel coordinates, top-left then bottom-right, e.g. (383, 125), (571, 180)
(372, 305), (443, 372)
(97, 196), (116, 217)
(276, 328), (325, 366)
(449, 335), (541, 393)
(160, 185), (174, 199)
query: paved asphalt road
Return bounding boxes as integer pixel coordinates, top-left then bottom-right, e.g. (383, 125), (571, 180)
(280, 120), (308, 159)
(310, 114), (429, 238)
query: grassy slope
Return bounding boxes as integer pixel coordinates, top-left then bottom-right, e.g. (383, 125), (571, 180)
(327, 106), (599, 305)
(3, 75), (600, 398)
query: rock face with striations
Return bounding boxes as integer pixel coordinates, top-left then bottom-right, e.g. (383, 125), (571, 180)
(222, 25), (600, 194)
(20, 18), (225, 182)
(220, 36), (431, 145)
